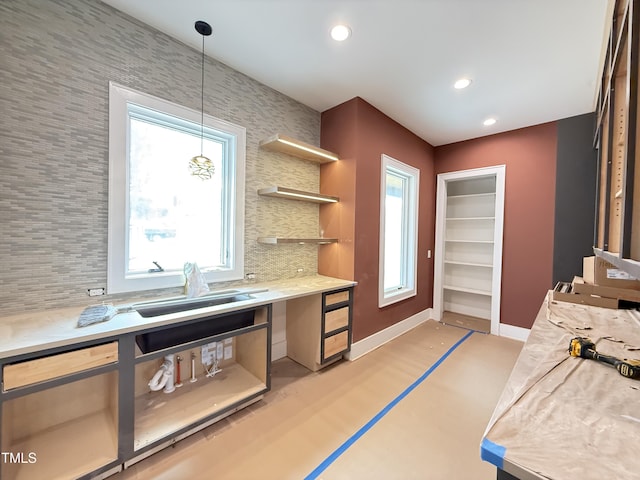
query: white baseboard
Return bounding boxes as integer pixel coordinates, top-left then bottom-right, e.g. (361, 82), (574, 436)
(272, 307), (527, 363)
(499, 323), (529, 342)
(345, 308), (432, 361)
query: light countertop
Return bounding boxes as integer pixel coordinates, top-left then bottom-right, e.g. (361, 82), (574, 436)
(0, 275), (356, 360)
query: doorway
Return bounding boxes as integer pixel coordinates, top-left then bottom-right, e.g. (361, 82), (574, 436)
(433, 166), (505, 335)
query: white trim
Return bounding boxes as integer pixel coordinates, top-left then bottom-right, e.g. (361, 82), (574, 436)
(378, 154), (420, 307)
(107, 82), (246, 294)
(433, 165), (505, 336)
(345, 308), (431, 361)
(498, 323), (529, 342)
(491, 167), (506, 334)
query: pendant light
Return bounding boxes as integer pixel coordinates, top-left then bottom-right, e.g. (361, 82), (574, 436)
(189, 20), (215, 180)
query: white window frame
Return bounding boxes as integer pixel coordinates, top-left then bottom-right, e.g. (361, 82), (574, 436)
(107, 82), (245, 294)
(378, 154), (420, 307)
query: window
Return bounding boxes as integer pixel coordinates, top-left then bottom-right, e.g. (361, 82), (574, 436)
(108, 83), (245, 294)
(379, 154), (419, 307)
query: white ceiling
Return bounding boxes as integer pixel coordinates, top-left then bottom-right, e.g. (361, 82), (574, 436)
(100, 0), (612, 147)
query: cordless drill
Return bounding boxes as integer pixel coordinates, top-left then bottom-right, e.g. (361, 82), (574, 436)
(569, 337), (640, 379)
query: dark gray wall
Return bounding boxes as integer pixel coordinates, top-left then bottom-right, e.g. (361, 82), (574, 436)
(553, 112), (597, 285)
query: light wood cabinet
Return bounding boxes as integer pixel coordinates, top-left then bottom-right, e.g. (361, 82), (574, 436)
(0, 305), (271, 479)
(129, 306), (270, 462)
(286, 287), (353, 371)
(1, 343), (120, 480)
(3, 342), (118, 391)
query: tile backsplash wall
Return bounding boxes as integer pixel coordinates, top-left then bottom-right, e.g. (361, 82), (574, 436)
(0, 0), (324, 316)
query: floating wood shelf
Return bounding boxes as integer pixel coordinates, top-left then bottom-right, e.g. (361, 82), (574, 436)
(258, 186), (339, 204)
(258, 237), (338, 245)
(259, 134), (339, 163)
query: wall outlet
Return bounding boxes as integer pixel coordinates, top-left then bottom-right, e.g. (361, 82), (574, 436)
(88, 288), (105, 297)
(245, 273), (256, 280)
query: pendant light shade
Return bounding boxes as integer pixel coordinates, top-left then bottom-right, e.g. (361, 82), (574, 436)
(189, 20), (214, 180)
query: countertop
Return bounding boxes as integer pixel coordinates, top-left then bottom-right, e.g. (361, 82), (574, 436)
(0, 275), (356, 360)
(481, 291), (640, 479)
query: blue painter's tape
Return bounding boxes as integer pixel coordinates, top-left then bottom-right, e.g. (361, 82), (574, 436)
(481, 437), (506, 469)
(305, 329), (475, 480)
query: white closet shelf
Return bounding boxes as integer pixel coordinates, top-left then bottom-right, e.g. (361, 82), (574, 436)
(446, 216), (495, 221)
(443, 285), (492, 296)
(444, 260), (493, 268)
(445, 239), (494, 244)
(447, 192), (496, 200)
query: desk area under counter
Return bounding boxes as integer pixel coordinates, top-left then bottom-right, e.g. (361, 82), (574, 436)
(0, 275), (355, 480)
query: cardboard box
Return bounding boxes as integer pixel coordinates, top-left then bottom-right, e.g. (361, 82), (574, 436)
(552, 282), (620, 309)
(582, 256), (640, 290)
(572, 276), (640, 302)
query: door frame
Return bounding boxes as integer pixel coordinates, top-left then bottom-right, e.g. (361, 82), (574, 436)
(433, 165), (505, 335)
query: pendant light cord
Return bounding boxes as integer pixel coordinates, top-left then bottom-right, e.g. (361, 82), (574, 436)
(200, 33), (205, 157)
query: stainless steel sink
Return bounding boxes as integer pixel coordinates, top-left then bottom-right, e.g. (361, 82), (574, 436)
(132, 288), (268, 318)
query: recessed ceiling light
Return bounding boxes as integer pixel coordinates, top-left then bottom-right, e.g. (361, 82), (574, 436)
(454, 78), (472, 89)
(331, 24), (351, 42)
(483, 118), (497, 126)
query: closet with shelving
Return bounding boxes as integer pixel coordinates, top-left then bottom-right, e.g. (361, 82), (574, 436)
(433, 166), (505, 335)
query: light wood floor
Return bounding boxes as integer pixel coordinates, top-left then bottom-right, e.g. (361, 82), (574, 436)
(115, 320), (522, 480)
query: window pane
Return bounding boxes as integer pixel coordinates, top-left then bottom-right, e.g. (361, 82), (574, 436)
(384, 171), (405, 290)
(128, 116), (225, 275)
(379, 153), (419, 308)
(109, 83), (245, 294)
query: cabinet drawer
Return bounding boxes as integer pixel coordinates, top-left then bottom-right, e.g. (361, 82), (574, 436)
(324, 307), (349, 333)
(325, 290), (350, 307)
(3, 342), (118, 391)
(323, 331), (349, 360)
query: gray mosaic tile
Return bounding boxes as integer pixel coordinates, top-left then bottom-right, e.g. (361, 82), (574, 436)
(0, 0), (324, 315)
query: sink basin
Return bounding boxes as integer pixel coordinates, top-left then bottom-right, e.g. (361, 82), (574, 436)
(132, 288), (268, 318)
(135, 295), (248, 317)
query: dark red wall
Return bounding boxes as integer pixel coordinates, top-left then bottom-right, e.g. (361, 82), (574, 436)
(321, 98), (436, 342)
(321, 98), (558, 336)
(435, 123), (558, 328)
